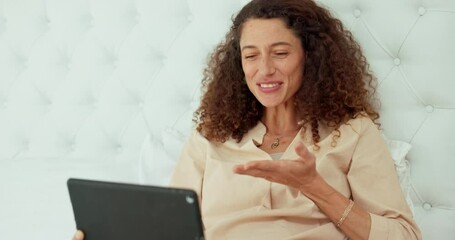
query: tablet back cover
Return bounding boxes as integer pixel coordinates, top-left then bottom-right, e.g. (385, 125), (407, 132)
(67, 178), (204, 240)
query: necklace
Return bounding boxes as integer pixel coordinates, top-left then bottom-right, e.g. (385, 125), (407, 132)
(271, 138), (280, 149)
(266, 128), (301, 149)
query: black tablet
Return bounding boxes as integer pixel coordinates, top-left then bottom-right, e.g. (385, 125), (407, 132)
(67, 178), (204, 240)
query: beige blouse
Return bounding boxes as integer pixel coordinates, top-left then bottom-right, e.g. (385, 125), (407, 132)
(170, 116), (421, 239)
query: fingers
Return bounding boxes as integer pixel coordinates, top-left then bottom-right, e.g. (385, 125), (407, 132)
(295, 141), (314, 161)
(234, 166), (278, 183)
(72, 230), (84, 240)
(233, 161), (276, 180)
(234, 160), (275, 173)
(232, 164), (245, 173)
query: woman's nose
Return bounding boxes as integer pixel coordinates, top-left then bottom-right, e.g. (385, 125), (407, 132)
(258, 57), (276, 75)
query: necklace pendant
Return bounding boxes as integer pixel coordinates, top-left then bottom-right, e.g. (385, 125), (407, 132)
(271, 138), (280, 149)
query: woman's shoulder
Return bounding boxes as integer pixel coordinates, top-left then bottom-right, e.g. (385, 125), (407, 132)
(187, 127), (210, 143)
(342, 113), (379, 136)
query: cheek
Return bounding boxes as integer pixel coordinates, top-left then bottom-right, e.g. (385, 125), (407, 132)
(242, 71), (257, 94)
(242, 61), (256, 79)
(245, 77), (256, 93)
(287, 61), (304, 82)
(291, 72), (303, 90)
(242, 62), (254, 79)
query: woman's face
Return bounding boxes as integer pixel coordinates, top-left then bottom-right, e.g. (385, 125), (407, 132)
(240, 18), (305, 108)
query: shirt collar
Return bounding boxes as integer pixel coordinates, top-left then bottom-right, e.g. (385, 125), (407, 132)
(238, 122), (267, 147)
(237, 121), (312, 150)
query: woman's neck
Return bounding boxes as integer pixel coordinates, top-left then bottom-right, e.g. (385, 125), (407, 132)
(262, 102), (301, 136)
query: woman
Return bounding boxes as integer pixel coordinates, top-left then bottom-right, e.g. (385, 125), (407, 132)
(74, 0), (421, 239)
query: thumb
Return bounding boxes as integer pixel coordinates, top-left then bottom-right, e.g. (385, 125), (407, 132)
(72, 230), (84, 240)
(295, 141), (313, 161)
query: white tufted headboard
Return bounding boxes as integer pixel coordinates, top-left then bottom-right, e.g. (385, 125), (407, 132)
(0, 0), (453, 239)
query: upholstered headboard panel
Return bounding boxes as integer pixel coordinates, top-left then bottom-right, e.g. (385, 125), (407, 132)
(0, 0), (453, 239)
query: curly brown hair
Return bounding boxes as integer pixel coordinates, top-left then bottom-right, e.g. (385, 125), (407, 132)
(194, 0), (379, 145)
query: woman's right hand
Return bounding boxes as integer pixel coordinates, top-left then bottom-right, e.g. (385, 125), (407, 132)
(72, 230), (84, 240)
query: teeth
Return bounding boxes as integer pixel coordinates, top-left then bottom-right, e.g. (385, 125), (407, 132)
(260, 83), (279, 88)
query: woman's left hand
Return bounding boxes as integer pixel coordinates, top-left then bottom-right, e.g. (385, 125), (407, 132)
(233, 141), (319, 190)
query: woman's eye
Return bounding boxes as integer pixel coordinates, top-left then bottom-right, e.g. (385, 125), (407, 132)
(244, 55), (257, 59)
(275, 52), (289, 57)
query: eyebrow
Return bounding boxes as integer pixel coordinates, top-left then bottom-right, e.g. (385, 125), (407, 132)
(241, 41), (292, 51)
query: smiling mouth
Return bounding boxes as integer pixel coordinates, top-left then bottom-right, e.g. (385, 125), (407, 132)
(258, 83), (281, 88)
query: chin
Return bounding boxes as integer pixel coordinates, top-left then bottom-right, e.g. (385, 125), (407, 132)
(256, 95), (290, 108)
(258, 100), (282, 108)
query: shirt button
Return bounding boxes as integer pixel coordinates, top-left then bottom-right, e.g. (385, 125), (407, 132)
(393, 58), (401, 66)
